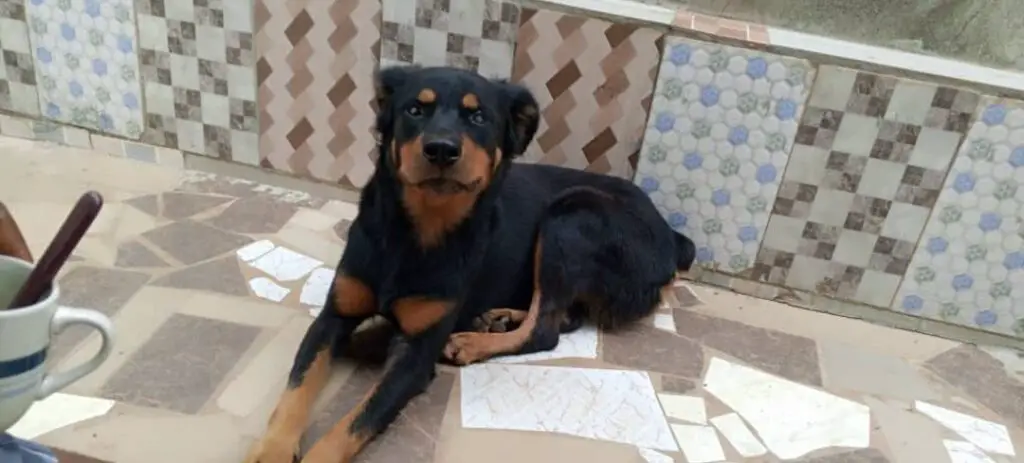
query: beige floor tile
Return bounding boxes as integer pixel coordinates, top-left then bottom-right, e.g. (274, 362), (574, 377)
(216, 316), (314, 418)
(688, 284), (960, 363)
(819, 339), (944, 401)
(437, 428), (646, 463)
(60, 287), (180, 396)
(173, 290), (299, 328)
(39, 405), (250, 463)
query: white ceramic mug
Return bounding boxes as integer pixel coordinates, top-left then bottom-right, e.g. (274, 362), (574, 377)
(0, 255), (115, 431)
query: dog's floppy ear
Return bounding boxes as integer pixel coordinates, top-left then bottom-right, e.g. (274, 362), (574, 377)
(374, 65), (417, 134)
(498, 82), (540, 157)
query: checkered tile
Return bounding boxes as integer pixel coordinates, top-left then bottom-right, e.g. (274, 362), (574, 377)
(0, 0), (39, 116)
(381, 0), (520, 79)
(753, 66), (981, 308)
(135, 0), (258, 164)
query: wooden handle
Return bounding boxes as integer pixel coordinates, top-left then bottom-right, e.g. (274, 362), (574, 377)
(6, 192), (104, 309)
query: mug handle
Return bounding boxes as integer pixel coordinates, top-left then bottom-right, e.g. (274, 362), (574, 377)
(36, 306), (115, 399)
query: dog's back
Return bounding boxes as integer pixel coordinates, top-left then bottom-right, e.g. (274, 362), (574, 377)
(497, 164), (695, 330)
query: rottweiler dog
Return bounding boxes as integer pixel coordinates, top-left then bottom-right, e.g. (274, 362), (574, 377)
(243, 65), (697, 463)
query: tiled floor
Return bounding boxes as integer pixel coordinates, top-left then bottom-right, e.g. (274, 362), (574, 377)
(3, 135), (1023, 463)
(753, 66), (979, 308)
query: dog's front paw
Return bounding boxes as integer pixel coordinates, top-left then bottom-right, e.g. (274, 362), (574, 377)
(443, 332), (496, 365)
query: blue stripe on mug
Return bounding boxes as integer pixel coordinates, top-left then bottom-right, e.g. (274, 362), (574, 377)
(0, 348), (47, 380)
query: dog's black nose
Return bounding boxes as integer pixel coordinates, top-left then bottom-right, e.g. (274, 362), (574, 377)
(422, 138), (461, 167)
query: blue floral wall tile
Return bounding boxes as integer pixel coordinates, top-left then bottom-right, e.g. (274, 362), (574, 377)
(26, 0), (144, 138)
(634, 36), (815, 273)
(893, 98), (1024, 338)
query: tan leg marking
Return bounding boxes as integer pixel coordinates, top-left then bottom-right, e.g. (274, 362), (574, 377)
(243, 350), (332, 463)
(299, 385), (378, 463)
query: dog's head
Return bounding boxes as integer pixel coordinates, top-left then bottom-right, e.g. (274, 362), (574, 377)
(374, 66), (539, 197)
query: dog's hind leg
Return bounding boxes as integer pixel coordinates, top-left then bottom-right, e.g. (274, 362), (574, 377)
(442, 241), (566, 365)
(243, 276), (374, 463)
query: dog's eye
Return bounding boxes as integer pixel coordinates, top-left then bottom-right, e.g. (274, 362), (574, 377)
(406, 104), (423, 117)
(468, 111), (486, 126)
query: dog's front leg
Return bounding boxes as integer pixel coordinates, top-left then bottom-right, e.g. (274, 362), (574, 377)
(301, 297), (456, 463)
(244, 276), (375, 463)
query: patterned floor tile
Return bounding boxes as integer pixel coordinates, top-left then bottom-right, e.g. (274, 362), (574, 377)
(894, 98), (1024, 337)
(674, 308), (822, 385)
(53, 266), (151, 359)
(511, 8), (661, 179)
(135, 0), (258, 162)
(256, 0), (380, 187)
(381, 0), (519, 79)
(926, 345), (1024, 428)
(114, 241), (169, 267)
(151, 255), (250, 296)
(161, 192), (233, 220)
(753, 67), (979, 307)
(26, 0), (144, 138)
(0, 0), (39, 116)
(602, 323), (705, 379)
(100, 313), (260, 413)
(205, 196), (297, 233)
(634, 37), (815, 273)
(142, 220), (253, 265)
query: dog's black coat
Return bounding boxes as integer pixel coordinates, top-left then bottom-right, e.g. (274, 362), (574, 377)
(248, 65), (696, 463)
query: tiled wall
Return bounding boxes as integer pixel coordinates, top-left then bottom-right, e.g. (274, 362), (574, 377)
(1, 0), (1023, 340)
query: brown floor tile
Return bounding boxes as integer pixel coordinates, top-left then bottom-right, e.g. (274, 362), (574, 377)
(602, 323), (705, 379)
(795, 448), (890, 462)
(151, 256), (251, 296)
(58, 266), (151, 311)
(100, 314), (260, 414)
(674, 308), (823, 386)
(926, 345), (1024, 428)
(114, 241), (169, 268)
(142, 220), (253, 265)
(52, 266), (151, 360)
(660, 375), (695, 393)
(674, 284), (702, 307)
(160, 192), (233, 220)
(205, 196), (299, 234)
(306, 366), (455, 461)
(123, 194), (158, 216)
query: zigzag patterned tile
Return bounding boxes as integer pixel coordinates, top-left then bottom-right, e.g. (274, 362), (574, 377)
(255, 0), (380, 188)
(511, 8), (662, 179)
